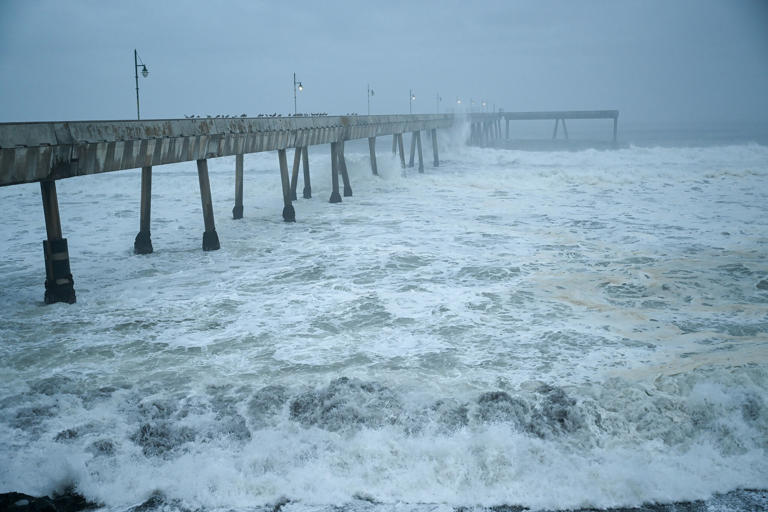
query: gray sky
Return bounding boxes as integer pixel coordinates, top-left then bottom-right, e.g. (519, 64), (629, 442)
(1, 0), (767, 127)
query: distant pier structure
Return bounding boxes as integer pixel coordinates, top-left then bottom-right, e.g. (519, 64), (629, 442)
(0, 110), (618, 304)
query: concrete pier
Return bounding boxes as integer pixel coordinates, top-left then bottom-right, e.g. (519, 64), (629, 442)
(0, 111), (619, 304)
(233, 154), (244, 219)
(368, 137), (378, 176)
(197, 159), (220, 250)
(329, 141), (342, 203)
(277, 149), (296, 222)
(40, 180), (76, 304)
(408, 131), (417, 168)
(339, 141), (352, 197)
(133, 166), (153, 254)
(302, 146), (311, 199)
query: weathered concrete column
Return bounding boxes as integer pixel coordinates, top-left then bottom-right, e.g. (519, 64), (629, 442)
(408, 131), (417, 168)
(290, 147), (301, 201)
(368, 137), (378, 176)
(329, 142), (342, 203)
(339, 141), (352, 197)
(552, 118), (560, 139)
(613, 117), (618, 144)
(197, 159), (220, 250)
(232, 155), (244, 219)
(397, 133), (406, 169)
(134, 166), (153, 254)
(277, 149), (296, 222)
(505, 119), (509, 140)
(562, 119), (569, 140)
(40, 180), (76, 304)
(431, 129), (439, 167)
(392, 134), (397, 154)
(302, 146), (311, 198)
(415, 131), (424, 173)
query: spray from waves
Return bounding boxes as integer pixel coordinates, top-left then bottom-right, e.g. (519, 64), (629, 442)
(1, 367), (767, 510)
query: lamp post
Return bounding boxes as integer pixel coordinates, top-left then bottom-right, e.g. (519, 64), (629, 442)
(293, 73), (303, 115)
(367, 84), (375, 115)
(409, 89), (415, 114)
(134, 49), (149, 120)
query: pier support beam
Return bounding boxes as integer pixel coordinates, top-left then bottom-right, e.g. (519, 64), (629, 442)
(368, 137), (378, 176)
(415, 131), (424, 172)
(302, 146), (311, 198)
(196, 159), (220, 250)
(290, 147), (301, 201)
(339, 141), (352, 197)
(329, 141), (342, 203)
(431, 129), (439, 167)
(613, 118), (618, 144)
(505, 119), (509, 140)
(232, 155), (244, 219)
(397, 133), (406, 169)
(133, 166), (153, 254)
(408, 131), (417, 168)
(552, 118), (560, 139)
(277, 149), (296, 222)
(392, 134), (397, 154)
(40, 180), (76, 304)
(562, 119), (569, 140)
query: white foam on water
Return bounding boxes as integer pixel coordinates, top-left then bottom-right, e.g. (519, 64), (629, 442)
(1, 134), (767, 510)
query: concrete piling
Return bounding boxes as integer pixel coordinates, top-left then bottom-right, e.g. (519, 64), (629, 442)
(329, 141), (342, 203)
(368, 137), (378, 176)
(415, 131), (424, 172)
(290, 147), (301, 201)
(408, 132), (417, 168)
(134, 166), (153, 254)
(302, 146), (311, 199)
(562, 119), (569, 139)
(232, 155), (244, 219)
(397, 133), (406, 169)
(277, 149), (296, 222)
(339, 141), (352, 197)
(40, 179), (76, 304)
(431, 129), (439, 167)
(392, 134), (397, 154)
(552, 118), (560, 139)
(196, 159), (220, 250)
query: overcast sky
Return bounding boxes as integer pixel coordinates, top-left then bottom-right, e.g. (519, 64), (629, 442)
(1, 0), (766, 127)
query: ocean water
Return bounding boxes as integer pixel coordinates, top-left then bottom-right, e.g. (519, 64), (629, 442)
(1, 126), (767, 511)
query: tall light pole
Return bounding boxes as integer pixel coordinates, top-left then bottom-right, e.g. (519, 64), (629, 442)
(293, 73), (303, 115)
(367, 84), (375, 115)
(409, 89), (415, 114)
(134, 49), (149, 120)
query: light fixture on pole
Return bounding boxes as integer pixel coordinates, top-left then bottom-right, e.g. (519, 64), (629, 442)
(409, 89), (416, 114)
(293, 73), (303, 115)
(482, 100), (487, 112)
(456, 97), (462, 105)
(368, 84), (375, 116)
(436, 93), (442, 114)
(134, 49), (149, 120)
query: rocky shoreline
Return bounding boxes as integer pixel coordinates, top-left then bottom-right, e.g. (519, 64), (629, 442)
(2, 489), (767, 512)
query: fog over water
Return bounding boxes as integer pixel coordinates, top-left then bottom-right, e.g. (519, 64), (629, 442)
(1, 1), (768, 511)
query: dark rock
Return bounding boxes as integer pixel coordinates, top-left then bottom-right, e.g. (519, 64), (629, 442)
(0, 490), (96, 512)
(475, 391), (530, 427)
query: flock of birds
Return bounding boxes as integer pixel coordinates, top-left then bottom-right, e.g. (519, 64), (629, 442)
(182, 113), (333, 119)
(181, 112), (366, 119)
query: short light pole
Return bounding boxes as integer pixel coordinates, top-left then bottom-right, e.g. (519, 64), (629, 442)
(134, 49), (149, 120)
(367, 84), (375, 115)
(409, 89), (415, 114)
(436, 93), (442, 114)
(293, 73), (303, 115)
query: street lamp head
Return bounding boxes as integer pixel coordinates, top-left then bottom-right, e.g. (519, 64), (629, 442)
(298, 82), (303, 92)
(141, 65), (149, 78)
(411, 94), (416, 101)
(457, 98), (461, 104)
